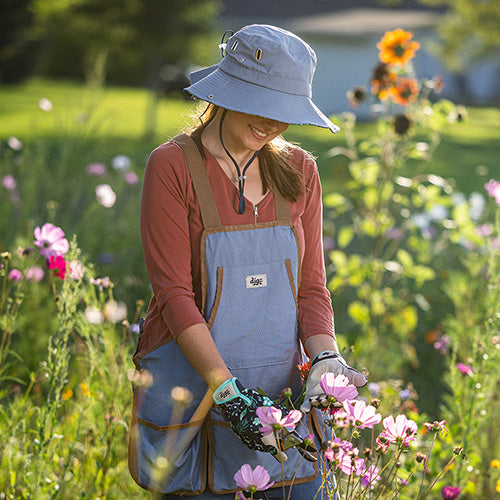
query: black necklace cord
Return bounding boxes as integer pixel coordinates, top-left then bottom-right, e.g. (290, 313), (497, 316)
(218, 109), (261, 214)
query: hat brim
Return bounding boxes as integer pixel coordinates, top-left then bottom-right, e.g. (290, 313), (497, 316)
(185, 66), (340, 133)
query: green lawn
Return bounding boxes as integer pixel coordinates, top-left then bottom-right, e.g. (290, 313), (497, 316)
(1, 78), (499, 194)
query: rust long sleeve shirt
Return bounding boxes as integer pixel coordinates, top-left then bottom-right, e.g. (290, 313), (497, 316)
(136, 140), (335, 360)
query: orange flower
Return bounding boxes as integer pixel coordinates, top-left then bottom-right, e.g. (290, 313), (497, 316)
(377, 29), (420, 66)
(390, 77), (419, 106)
(371, 62), (397, 101)
(62, 389), (73, 400)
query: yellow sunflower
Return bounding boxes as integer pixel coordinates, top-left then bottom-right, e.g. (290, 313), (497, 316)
(377, 28), (420, 66)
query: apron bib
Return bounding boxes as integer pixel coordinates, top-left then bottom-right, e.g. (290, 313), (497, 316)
(129, 134), (317, 495)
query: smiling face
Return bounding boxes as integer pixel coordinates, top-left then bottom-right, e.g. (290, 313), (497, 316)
(221, 110), (289, 155)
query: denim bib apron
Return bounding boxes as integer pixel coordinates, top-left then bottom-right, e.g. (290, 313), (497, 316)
(129, 134), (318, 495)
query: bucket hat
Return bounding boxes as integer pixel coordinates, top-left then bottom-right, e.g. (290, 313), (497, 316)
(184, 24), (339, 133)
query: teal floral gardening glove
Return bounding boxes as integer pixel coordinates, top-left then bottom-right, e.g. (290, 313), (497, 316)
(213, 377), (289, 462)
(300, 351), (367, 413)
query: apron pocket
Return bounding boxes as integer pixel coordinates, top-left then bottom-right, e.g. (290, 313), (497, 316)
(208, 415), (317, 494)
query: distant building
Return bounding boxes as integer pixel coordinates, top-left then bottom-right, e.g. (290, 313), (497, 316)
(214, 0), (499, 115)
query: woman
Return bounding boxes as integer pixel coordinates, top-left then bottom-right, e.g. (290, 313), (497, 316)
(129, 24), (366, 499)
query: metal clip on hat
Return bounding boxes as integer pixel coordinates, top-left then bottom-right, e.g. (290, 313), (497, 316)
(185, 24), (340, 133)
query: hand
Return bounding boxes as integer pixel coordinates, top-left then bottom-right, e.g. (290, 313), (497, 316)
(300, 351), (367, 413)
(213, 377), (288, 462)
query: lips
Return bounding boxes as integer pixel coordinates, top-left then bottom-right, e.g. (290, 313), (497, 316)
(249, 125), (271, 139)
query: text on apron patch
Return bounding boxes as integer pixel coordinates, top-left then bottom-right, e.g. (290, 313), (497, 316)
(245, 274), (267, 288)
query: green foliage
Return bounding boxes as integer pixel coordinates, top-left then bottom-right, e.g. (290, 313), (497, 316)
(10, 0), (221, 85)
(419, 0), (500, 73)
(0, 238), (148, 499)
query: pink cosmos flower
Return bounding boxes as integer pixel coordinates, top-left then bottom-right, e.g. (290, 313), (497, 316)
(2, 174), (17, 191)
(47, 255), (67, 280)
(424, 420), (448, 436)
(86, 162), (107, 176)
(362, 465), (381, 490)
(25, 266), (45, 282)
(68, 260), (84, 280)
(34, 223), (69, 258)
(441, 485), (461, 499)
(320, 372), (358, 403)
(325, 440), (363, 475)
(379, 414), (418, 448)
(234, 464), (274, 494)
(8, 269), (23, 281)
(434, 335), (450, 355)
(485, 179), (500, 206)
(256, 406), (302, 436)
(476, 223), (493, 237)
(124, 171), (139, 185)
(456, 363), (473, 376)
(343, 400), (382, 429)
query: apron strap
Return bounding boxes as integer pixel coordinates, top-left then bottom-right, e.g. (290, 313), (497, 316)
(274, 190), (291, 223)
(172, 133), (222, 229)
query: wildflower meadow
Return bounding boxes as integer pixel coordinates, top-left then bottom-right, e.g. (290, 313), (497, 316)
(1, 29), (500, 499)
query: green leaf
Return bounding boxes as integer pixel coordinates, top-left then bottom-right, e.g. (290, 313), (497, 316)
(397, 248), (414, 268)
(337, 226), (354, 249)
(348, 301), (370, 325)
(323, 192), (346, 208)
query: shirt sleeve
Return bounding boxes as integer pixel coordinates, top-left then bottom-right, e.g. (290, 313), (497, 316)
(140, 142), (206, 338)
(297, 155), (336, 342)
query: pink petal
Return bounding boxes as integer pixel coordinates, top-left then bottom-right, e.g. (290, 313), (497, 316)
(256, 406), (282, 425)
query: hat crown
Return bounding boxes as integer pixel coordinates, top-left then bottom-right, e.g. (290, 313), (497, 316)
(220, 24), (317, 97)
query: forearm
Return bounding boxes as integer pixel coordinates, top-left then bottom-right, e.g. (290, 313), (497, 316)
(303, 333), (339, 360)
(176, 322), (232, 391)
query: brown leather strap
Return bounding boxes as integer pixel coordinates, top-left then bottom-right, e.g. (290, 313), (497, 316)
(274, 190), (291, 223)
(172, 133), (222, 229)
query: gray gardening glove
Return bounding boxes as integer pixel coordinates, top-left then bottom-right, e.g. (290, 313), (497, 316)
(300, 351), (367, 413)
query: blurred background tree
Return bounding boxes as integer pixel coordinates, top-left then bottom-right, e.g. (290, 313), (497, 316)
(419, 0), (500, 100)
(0, 0), (221, 86)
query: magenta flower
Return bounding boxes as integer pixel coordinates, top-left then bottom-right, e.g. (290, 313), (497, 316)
(456, 362), (474, 376)
(256, 406), (301, 436)
(25, 266), (45, 282)
(485, 179), (500, 206)
(320, 372), (358, 404)
(343, 400), (382, 429)
(362, 465), (381, 490)
(8, 269), (23, 281)
(441, 485), (461, 499)
(379, 414), (418, 448)
(234, 464), (274, 494)
(47, 255), (67, 280)
(34, 223), (69, 258)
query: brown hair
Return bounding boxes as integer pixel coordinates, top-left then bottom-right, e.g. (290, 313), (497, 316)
(189, 104), (305, 202)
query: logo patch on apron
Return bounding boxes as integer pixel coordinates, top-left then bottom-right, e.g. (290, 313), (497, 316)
(245, 274), (267, 288)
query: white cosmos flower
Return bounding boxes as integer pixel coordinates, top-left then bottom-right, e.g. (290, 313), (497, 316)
(39, 98), (53, 111)
(7, 136), (23, 150)
(111, 154), (131, 171)
(104, 300), (127, 323)
(84, 306), (104, 324)
(95, 184), (116, 208)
